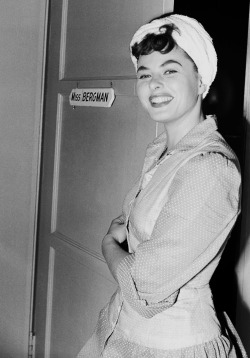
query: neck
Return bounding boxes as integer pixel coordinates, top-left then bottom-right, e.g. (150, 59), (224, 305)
(164, 108), (205, 151)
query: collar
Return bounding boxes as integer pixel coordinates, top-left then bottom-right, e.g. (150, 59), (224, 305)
(149, 115), (218, 155)
(142, 115), (218, 176)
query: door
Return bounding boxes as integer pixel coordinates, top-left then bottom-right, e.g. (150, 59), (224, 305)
(33, 1), (174, 357)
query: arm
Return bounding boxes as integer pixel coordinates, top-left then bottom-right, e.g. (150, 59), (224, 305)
(116, 152), (241, 317)
(102, 214), (131, 282)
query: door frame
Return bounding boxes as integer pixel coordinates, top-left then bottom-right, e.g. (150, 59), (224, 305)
(30, 0), (250, 352)
(28, 0), (50, 344)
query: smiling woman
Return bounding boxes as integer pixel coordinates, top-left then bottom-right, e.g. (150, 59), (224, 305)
(76, 13), (247, 358)
(135, 49), (204, 148)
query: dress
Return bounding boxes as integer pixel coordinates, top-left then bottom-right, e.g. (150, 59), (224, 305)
(77, 116), (247, 358)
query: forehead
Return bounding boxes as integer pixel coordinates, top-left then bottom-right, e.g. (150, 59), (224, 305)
(137, 47), (196, 71)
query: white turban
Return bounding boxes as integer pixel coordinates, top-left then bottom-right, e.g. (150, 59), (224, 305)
(130, 14), (217, 98)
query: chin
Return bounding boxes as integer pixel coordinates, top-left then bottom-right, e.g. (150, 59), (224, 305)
(148, 112), (170, 123)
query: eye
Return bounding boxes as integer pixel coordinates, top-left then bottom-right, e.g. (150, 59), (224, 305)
(164, 69), (177, 75)
(137, 73), (151, 80)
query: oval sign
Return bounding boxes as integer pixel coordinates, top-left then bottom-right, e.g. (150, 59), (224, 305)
(69, 88), (115, 108)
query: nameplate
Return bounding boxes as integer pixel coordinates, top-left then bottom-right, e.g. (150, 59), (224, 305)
(69, 88), (115, 108)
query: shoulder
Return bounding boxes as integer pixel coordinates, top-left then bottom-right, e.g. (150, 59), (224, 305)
(179, 150), (241, 191)
(188, 128), (240, 175)
(166, 151), (241, 216)
(205, 129), (240, 165)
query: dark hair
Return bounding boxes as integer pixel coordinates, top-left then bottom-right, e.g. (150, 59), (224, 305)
(131, 24), (178, 61)
(131, 22), (198, 72)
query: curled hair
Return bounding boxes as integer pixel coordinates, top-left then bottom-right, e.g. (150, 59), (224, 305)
(131, 24), (178, 61)
(131, 23), (198, 72)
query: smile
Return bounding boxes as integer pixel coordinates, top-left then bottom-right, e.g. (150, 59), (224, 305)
(149, 95), (173, 107)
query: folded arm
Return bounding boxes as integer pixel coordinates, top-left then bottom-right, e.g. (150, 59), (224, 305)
(116, 152), (241, 318)
(102, 214), (131, 282)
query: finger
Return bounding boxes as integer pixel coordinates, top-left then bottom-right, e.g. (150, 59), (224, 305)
(114, 214), (124, 224)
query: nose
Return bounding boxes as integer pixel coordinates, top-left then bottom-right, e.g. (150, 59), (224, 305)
(149, 74), (163, 91)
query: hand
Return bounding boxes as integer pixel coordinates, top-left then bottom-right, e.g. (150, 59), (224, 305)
(102, 214), (129, 281)
(106, 214), (127, 244)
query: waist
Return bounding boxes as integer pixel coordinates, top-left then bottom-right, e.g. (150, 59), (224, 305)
(117, 285), (221, 349)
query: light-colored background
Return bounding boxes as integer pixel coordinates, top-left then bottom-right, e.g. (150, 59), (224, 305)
(0, 1), (47, 356)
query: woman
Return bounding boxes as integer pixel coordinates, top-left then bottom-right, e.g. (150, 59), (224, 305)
(77, 13), (247, 357)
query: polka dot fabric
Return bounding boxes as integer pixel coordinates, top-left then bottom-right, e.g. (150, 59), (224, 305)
(77, 116), (247, 357)
(102, 324), (242, 358)
(121, 152), (240, 310)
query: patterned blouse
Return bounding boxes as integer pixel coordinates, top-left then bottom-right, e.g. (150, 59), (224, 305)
(77, 116), (247, 358)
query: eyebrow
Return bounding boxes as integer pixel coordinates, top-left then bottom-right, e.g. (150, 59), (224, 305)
(137, 59), (182, 72)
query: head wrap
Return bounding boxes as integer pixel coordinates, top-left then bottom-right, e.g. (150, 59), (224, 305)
(130, 14), (217, 98)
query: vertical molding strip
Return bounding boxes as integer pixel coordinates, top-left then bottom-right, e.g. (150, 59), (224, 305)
(28, 0), (50, 345)
(51, 94), (63, 233)
(59, 0), (69, 80)
(237, 3), (250, 301)
(243, 8), (250, 122)
(236, 3), (250, 354)
(45, 247), (55, 358)
(163, 0), (174, 14)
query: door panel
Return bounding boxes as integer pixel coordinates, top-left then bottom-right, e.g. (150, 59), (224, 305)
(48, 241), (116, 357)
(57, 82), (154, 253)
(64, 0), (172, 79)
(34, 1), (174, 357)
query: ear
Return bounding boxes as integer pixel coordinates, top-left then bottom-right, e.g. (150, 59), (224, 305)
(197, 75), (207, 96)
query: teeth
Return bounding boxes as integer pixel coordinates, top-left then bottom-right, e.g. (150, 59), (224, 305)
(151, 96), (172, 104)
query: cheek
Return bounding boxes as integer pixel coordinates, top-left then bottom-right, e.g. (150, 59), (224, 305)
(178, 78), (199, 101)
(189, 82), (200, 99)
(189, 75), (201, 95)
(136, 84), (148, 105)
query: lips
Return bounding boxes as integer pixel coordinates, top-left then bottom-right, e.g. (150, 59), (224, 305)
(149, 95), (173, 107)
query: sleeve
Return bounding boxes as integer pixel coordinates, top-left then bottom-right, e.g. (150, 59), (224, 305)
(116, 152), (241, 318)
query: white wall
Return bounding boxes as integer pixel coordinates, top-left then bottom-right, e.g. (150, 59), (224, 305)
(0, 1), (47, 356)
